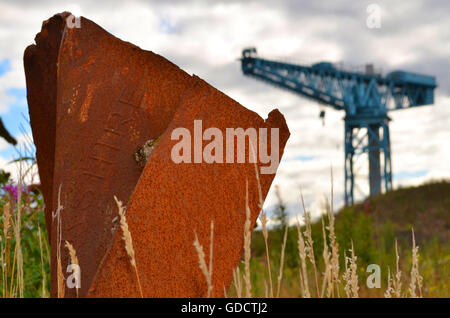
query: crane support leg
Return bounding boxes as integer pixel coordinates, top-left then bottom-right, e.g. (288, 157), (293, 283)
(344, 116), (392, 205)
(368, 124), (382, 196)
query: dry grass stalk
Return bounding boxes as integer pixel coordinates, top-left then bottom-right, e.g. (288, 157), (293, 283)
(349, 242), (359, 298)
(297, 266), (304, 297)
(3, 203), (11, 239)
(252, 155), (273, 298)
(1, 234), (5, 297)
(1, 236), (4, 297)
(259, 210), (273, 296)
(65, 241), (80, 297)
(409, 229), (423, 298)
(276, 223), (289, 298)
(264, 279), (268, 298)
(295, 216), (310, 298)
(393, 239), (402, 297)
(53, 185), (65, 298)
(300, 191), (319, 297)
(320, 219), (332, 298)
(243, 180), (252, 298)
(57, 214), (64, 299)
(193, 221), (214, 298)
(193, 234), (210, 295)
(57, 256), (64, 298)
(14, 181), (24, 298)
(2, 202), (12, 297)
(1, 237), (3, 296)
(233, 266), (242, 298)
(37, 225), (47, 298)
(384, 267), (394, 298)
(114, 196), (143, 298)
(209, 221), (214, 294)
(9, 243), (17, 297)
(342, 245), (359, 298)
(328, 167), (340, 297)
(259, 210), (273, 297)
(342, 251), (350, 297)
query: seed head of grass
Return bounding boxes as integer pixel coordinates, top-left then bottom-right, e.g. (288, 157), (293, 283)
(384, 267), (394, 298)
(233, 266), (242, 298)
(327, 167), (340, 297)
(295, 216), (310, 298)
(64, 241), (80, 297)
(348, 243), (359, 298)
(343, 246), (359, 298)
(320, 219), (332, 298)
(3, 202), (11, 239)
(409, 229), (423, 298)
(114, 196), (143, 298)
(57, 256), (65, 298)
(300, 190), (319, 297)
(193, 221), (214, 298)
(394, 239), (402, 297)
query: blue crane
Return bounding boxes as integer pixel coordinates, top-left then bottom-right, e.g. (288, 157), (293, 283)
(240, 48), (437, 205)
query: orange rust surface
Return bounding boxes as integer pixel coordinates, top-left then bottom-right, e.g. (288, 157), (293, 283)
(88, 78), (290, 297)
(26, 13), (196, 297)
(25, 13), (290, 298)
(24, 12), (71, 242)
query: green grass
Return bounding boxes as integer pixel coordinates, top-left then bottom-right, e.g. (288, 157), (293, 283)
(0, 172), (49, 298)
(1, 165), (449, 297)
(244, 180), (450, 297)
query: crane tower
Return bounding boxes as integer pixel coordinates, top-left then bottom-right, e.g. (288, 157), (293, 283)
(241, 48), (436, 205)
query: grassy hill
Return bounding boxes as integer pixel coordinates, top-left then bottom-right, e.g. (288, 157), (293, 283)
(352, 181), (450, 243)
(247, 180), (450, 297)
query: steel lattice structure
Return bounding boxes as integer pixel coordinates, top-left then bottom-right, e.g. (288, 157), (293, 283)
(241, 48), (437, 205)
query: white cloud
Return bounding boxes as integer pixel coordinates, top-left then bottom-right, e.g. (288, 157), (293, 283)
(0, 0), (448, 220)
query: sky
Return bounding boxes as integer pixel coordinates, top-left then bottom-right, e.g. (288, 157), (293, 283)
(0, 0), (449, 222)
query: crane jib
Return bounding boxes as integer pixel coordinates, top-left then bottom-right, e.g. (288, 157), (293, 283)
(240, 47), (436, 205)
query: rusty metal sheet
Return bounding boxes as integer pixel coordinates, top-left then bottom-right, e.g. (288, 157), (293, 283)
(27, 14), (195, 297)
(25, 13), (290, 298)
(88, 77), (290, 297)
(24, 12), (72, 241)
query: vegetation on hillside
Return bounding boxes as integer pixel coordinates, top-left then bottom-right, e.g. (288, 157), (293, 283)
(241, 180), (450, 297)
(0, 165), (449, 298)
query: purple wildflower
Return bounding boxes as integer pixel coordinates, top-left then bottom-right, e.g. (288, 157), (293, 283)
(3, 184), (28, 201)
